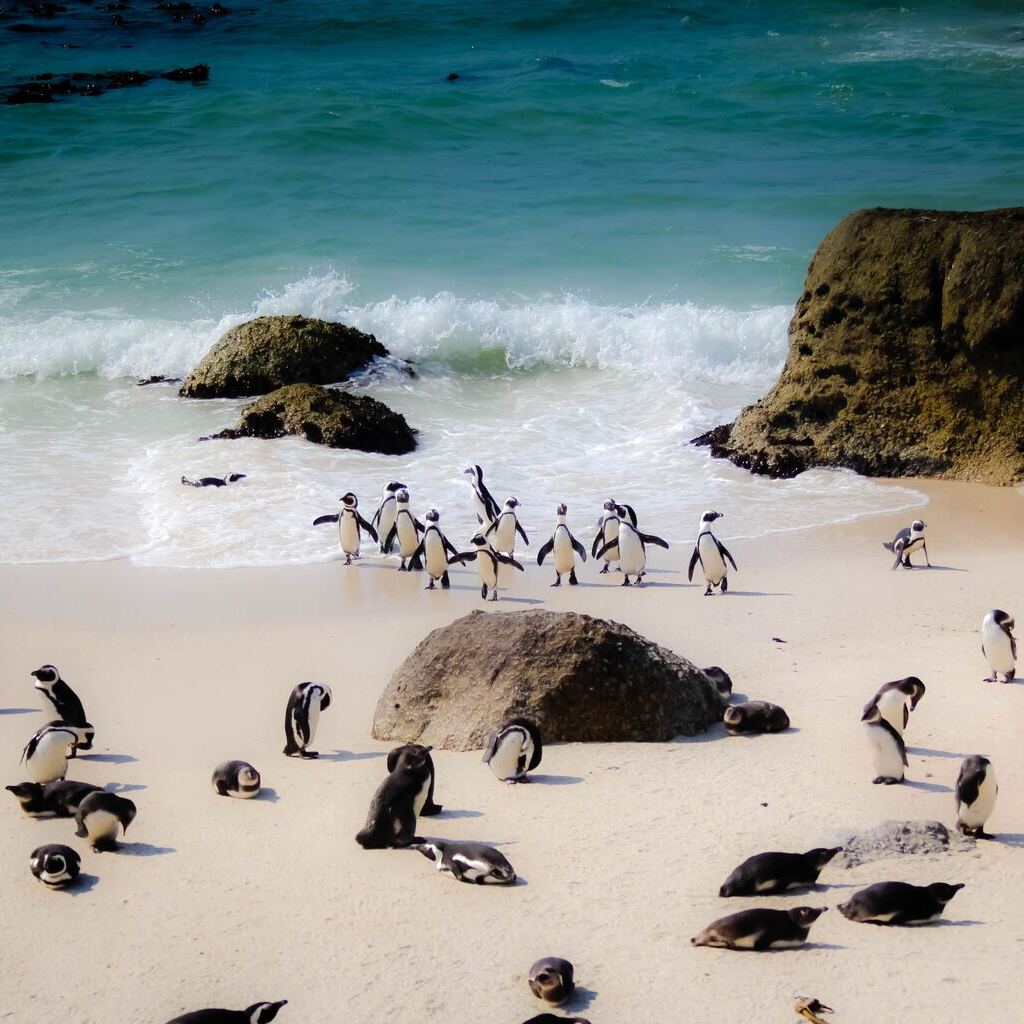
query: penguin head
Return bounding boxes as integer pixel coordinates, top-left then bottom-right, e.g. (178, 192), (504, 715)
(528, 959), (573, 1004)
(385, 480), (406, 494)
(556, 503), (568, 517)
(723, 706), (745, 728)
(789, 906), (828, 926)
(425, 509), (440, 523)
(911, 519), (926, 532)
(393, 744), (431, 776)
(470, 533), (488, 548)
(901, 676), (926, 708)
(613, 504), (629, 519)
(115, 796), (138, 832)
(993, 609), (1014, 631)
(227, 473), (247, 483)
(396, 489), (410, 504)
(505, 496), (519, 510)
(340, 492), (358, 508)
(602, 498), (616, 512)
(6, 782), (45, 809)
(313, 683), (333, 710)
(412, 841), (441, 864)
(31, 665), (59, 686)
(238, 765), (260, 787)
(807, 847), (843, 869)
(701, 510), (723, 525)
(928, 882), (965, 905)
(245, 1001), (288, 1024)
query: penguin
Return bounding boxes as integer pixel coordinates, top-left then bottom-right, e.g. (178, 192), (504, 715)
(485, 496), (529, 555)
(165, 1001), (288, 1024)
(591, 498), (636, 573)
(386, 743), (442, 815)
(412, 839), (517, 885)
(838, 881), (964, 925)
(31, 664), (94, 751)
(212, 760), (261, 799)
(794, 998), (834, 1024)
(21, 724), (79, 783)
(861, 703), (907, 784)
(702, 666), (733, 699)
(463, 465), (501, 528)
(283, 681), (332, 759)
(723, 701), (789, 735)
(862, 676), (926, 734)
(74, 790), (137, 851)
(537, 503), (587, 586)
(523, 1018), (591, 1024)
(371, 480), (407, 554)
(451, 533), (525, 601)
(6, 780), (101, 818)
(313, 492), (378, 565)
(688, 510), (738, 595)
(355, 744), (432, 849)
(181, 473), (247, 488)
(981, 609), (1016, 683)
(594, 505), (669, 586)
(528, 958), (575, 1005)
(718, 847), (842, 897)
(482, 717), (542, 783)
(882, 519), (929, 569)
(30, 844), (81, 889)
(410, 510), (460, 589)
(691, 906), (827, 951)
(385, 489), (425, 570)
(955, 754), (997, 839)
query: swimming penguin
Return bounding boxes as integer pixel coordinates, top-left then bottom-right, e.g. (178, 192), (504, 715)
(482, 717), (542, 783)
(719, 848), (842, 897)
(212, 760), (261, 799)
(861, 703), (907, 784)
(165, 1001), (288, 1024)
(355, 744), (433, 849)
(981, 609), (1016, 683)
(30, 844), (81, 889)
(371, 480), (407, 554)
(485, 496), (529, 555)
(21, 724), (79, 783)
(838, 881), (964, 925)
(723, 701), (789, 735)
(955, 754), (997, 838)
(31, 664), (94, 751)
(6, 780), (101, 818)
(463, 465), (501, 528)
(412, 839), (517, 885)
(862, 676), (925, 734)
(537, 503), (587, 586)
(451, 533), (525, 601)
(528, 958), (575, 1005)
(386, 744), (442, 815)
(410, 509), (460, 589)
(688, 510), (738, 595)
(283, 681), (332, 759)
(313, 492), (378, 565)
(385, 489), (425, 570)
(691, 906), (827, 951)
(594, 505), (669, 586)
(882, 519), (929, 569)
(181, 473), (246, 488)
(74, 790), (137, 851)
(702, 666), (733, 699)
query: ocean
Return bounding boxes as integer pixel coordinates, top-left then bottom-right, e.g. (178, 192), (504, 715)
(4, 1), (1022, 567)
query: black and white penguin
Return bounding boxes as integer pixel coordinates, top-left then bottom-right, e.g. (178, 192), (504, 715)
(21, 723), (79, 783)
(30, 843), (81, 889)
(591, 498), (637, 573)
(523, 1017), (591, 1024)
(838, 881), (964, 925)
(451, 533), (524, 601)
(6, 779), (101, 818)
(688, 510), (738, 595)
(283, 681), (332, 759)
(181, 473), (247, 488)
(31, 665), (94, 751)
(463, 465), (501, 528)
(313, 492), (378, 565)
(691, 906), (827, 950)
(74, 790), (137, 851)
(212, 760), (261, 799)
(386, 744), (442, 815)
(723, 701), (789, 735)
(702, 666), (733, 699)
(719, 848), (842, 897)
(165, 1000), (288, 1024)
(861, 704), (907, 784)
(594, 505), (668, 586)
(537, 503), (587, 586)
(955, 754), (997, 838)
(862, 676), (926, 734)
(528, 958), (575, 1005)
(355, 744), (433, 849)
(882, 519), (929, 569)
(482, 717), (542, 783)
(385, 489), (425, 570)
(981, 609), (1016, 683)
(485, 496), (529, 555)
(371, 480), (407, 554)
(410, 510), (460, 589)
(412, 839), (517, 884)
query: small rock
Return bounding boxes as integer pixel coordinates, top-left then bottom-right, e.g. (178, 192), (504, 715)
(832, 819), (974, 868)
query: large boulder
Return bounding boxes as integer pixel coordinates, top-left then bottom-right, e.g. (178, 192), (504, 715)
(694, 208), (1024, 485)
(371, 609), (729, 749)
(203, 383), (417, 455)
(180, 315), (389, 398)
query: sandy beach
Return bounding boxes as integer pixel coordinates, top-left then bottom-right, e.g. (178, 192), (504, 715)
(2, 478), (1021, 1022)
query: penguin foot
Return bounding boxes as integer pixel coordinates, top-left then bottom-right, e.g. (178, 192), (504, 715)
(569, 571), (578, 585)
(704, 585), (713, 596)
(425, 581), (435, 590)
(551, 578), (561, 587)
(489, 593), (499, 602)
(344, 556), (352, 565)
(599, 564), (609, 574)
(621, 577), (631, 587)
(301, 751), (320, 760)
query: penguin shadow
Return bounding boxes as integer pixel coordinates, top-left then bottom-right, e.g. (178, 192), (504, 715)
(561, 985), (598, 1011)
(527, 774), (584, 786)
(435, 809), (484, 819)
(671, 722), (728, 745)
(902, 779), (952, 793)
(501, 597), (545, 605)
(906, 746), (966, 760)
(256, 787), (280, 802)
(994, 832), (1024, 848)
(931, 918), (985, 927)
(0, 707), (39, 715)
(64, 873), (100, 896)
(79, 753), (138, 764)
(104, 782), (146, 794)
(722, 591), (793, 598)
(317, 749), (387, 763)
(115, 842), (176, 857)
(915, 564), (967, 573)
(800, 942), (848, 951)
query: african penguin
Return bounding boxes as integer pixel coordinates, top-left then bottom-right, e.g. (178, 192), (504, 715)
(702, 666), (733, 699)
(355, 744), (433, 849)
(691, 906), (827, 951)
(594, 505), (669, 586)
(723, 701), (789, 735)
(181, 473), (246, 487)
(862, 676), (926, 735)
(164, 1000), (288, 1024)
(386, 744), (442, 815)
(861, 704), (907, 784)
(410, 510), (460, 589)
(371, 480), (407, 554)
(537, 503), (587, 586)
(451, 533), (524, 601)
(412, 839), (517, 885)
(21, 724), (79, 783)
(31, 664), (94, 751)
(212, 760), (262, 799)
(30, 844), (81, 889)
(718, 847), (842, 897)
(528, 958), (575, 1005)
(522, 1017), (592, 1024)
(74, 790), (137, 851)
(981, 609), (1016, 683)
(955, 754), (997, 839)
(482, 717), (542, 783)
(385, 489), (425, 571)
(688, 510), (738, 595)
(283, 681), (332, 759)
(5, 780), (101, 818)
(882, 519), (929, 570)
(838, 881), (964, 925)
(463, 465), (500, 528)
(485, 496), (529, 555)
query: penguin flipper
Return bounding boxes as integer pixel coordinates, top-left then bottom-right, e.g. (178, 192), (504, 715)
(498, 553), (525, 572)
(411, 540), (426, 564)
(481, 730), (499, 763)
(450, 551), (477, 565)
(515, 522), (529, 546)
(591, 528), (604, 557)
(717, 540), (737, 571)
(384, 525), (399, 552)
(570, 535), (587, 562)
(639, 532), (670, 549)
(687, 546), (700, 582)
(483, 520), (498, 538)
(537, 539), (554, 566)
(443, 535), (459, 559)
(594, 539), (618, 560)
(313, 513), (340, 526)
(956, 763), (982, 807)
(357, 515), (378, 542)
(882, 540), (895, 552)
(621, 503), (638, 527)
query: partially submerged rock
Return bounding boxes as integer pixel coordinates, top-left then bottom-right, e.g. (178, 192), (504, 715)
(832, 820), (974, 869)
(372, 609), (728, 749)
(5, 65), (209, 105)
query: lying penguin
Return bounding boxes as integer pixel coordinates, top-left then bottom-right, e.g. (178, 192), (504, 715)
(181, 473), (247, 488)
(412, 839), (517, 885)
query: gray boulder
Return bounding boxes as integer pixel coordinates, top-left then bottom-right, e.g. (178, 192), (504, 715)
(832, 820), (974, 869)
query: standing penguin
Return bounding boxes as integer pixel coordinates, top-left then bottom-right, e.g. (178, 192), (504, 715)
(283, 681), (332, 759)
(955, 754), (997, 838)
(594, 505), (669, 586)
(21, 724), (79, 784)
(165, 1001), (288, 1024)
(371, 480), (407, 554)
(862, 677), (926, 734)
(485, 497), (529, 555)
(463, 465), (501, 528)
(861, 704), (907, 784)
(313, 492), (378, 565)
(591, 499), (636, 573)
(687, 510), (738, 596)
(74, 790), (137, 850)
(981, 609), (1016, 683)
(883, 519), (929, 569)
(411, 510), (460, 589)
(385, 489), (425, 570)
(483, 717), (543, 783)
(537, 503), (587, 586)
(386, 743), (442, 815)
(31, 665), (94, 751)
(30, 844), (82, 889)
(355, 744), (433, 849)
(451, 533), (525, 601)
